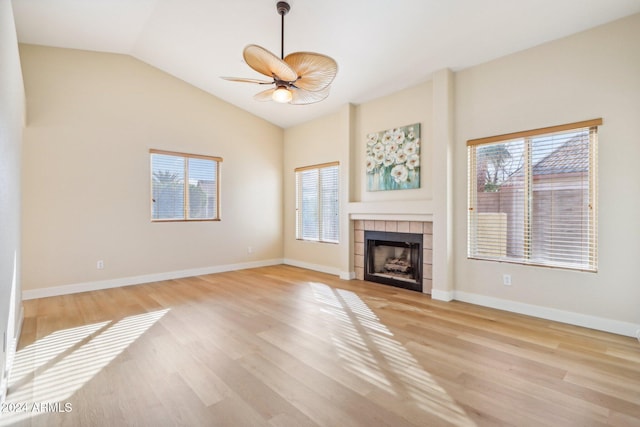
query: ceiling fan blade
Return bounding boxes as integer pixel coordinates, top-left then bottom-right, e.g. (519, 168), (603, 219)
(221, 76), (273, 84)
(290, 86), (331, 105)
(253, 88), (276, 102)
(243, 44), (298, 82)
(284, 52), (337, 91)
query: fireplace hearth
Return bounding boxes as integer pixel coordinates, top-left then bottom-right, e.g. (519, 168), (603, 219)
(364, 230), (423, 292)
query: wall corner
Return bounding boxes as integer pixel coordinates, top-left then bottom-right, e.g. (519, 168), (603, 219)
(431, 68), (455, 297)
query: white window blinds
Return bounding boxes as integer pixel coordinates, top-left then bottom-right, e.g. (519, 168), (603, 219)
(295, 162), (340, 243)
(150, 150), (222, 221)
(467, 119), (600, 271)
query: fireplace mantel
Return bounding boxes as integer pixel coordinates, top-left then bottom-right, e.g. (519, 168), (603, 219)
(348, 200), (433, 222)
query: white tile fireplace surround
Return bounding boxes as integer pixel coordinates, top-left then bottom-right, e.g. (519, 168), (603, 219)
(354, 220), (433, 294)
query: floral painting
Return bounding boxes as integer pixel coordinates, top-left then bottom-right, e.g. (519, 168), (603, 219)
(366, 123), (420, 191)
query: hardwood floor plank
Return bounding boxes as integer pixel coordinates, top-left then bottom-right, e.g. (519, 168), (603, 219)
(177, 362), (229, 407)
(239, 352), (358, 427)
(208, 394), (272, 427)
(195, 346), (317, 426)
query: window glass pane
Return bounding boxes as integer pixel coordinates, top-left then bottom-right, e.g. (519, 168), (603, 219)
(188, 158), (216, 220)
(320, 166), (339, 242)
(295, 163), (339, 243)
(150, 151), (221, 221)
(301, 169), (319, 240)
(474, 140), (525, 259)
(530, 130), (591, 267)
(151, 154), (185, 220)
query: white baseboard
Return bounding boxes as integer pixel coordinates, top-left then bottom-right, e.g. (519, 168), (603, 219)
(431, 289), (454, 302)
(282, 259), (341, 277)
(1, 305), (22, 403)
(22, 259), (284, 300)
(8, 305), (23, 371)
(453, 290), (640, 338)
(339, 271), (356, 280)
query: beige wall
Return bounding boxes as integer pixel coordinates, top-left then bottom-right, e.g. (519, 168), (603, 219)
(283, 109), (346, 274)
(283, 83), (435, 276)
(0, 0), (25, 396)
(20, 45), (284, 291)
(454, 13), (640, 326)
(353, 82), (434, 203)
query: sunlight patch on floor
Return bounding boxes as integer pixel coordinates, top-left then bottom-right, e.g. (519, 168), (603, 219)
(9, 321), (110, 391)
(0, 309), (169, 425)
(310, 282), (475, 426)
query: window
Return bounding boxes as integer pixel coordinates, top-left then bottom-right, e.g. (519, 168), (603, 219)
(295, 162), (339, 243)
(150, 149), (222, 221)
(467, 119), (601, 271)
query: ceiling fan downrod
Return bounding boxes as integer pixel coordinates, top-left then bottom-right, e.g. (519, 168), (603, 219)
(276, 1), (290, 60)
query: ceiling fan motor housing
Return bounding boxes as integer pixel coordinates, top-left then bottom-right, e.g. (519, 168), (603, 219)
(276, 2), (290, 16)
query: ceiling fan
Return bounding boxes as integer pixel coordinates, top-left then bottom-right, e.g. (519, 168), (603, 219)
(222, 1), (338, 105)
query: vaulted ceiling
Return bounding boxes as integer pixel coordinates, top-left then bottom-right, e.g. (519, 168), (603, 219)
(12, 0), (640, 128)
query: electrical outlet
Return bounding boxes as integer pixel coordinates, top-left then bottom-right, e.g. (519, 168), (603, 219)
(97, 260), (104, 270)
(247, 246), (253, 254)
(503, 274), (512, 286)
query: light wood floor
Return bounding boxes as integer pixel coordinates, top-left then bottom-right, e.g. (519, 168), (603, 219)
(2, 265), (640, 426)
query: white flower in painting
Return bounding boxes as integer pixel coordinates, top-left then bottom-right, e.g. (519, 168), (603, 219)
(382, 131), (394, 144)
(406, 154), (420, 170)
(407, 128), (416, 140)
(395, 151), (408, 164)
(404, 141), (418, 156)
(391, 164), (409, 183)
(393, 130), (405, 144)
(374, 151), (385, 164)
(383, 153), (395, 167)
(385, 142), (399, 154)
(367, 133), (379, 146)
(365, 156), (376, 172)
(372, 142), (384, 154)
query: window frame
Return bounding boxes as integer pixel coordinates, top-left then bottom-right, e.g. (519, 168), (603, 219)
(150, 149), (222, 222)
(467, 118), (601, 272)
(295, 161), (340, 244)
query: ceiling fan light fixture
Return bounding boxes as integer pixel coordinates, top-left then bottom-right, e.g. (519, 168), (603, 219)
(272, 86), (292, 103)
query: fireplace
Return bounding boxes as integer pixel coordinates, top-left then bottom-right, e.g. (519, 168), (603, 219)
(364, 230), (423, 292)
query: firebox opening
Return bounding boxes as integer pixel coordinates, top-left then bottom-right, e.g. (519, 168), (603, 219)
(364, 231), (423, 292)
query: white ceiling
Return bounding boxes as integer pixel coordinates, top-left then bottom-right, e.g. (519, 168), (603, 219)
(12, 0), (640, 128)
